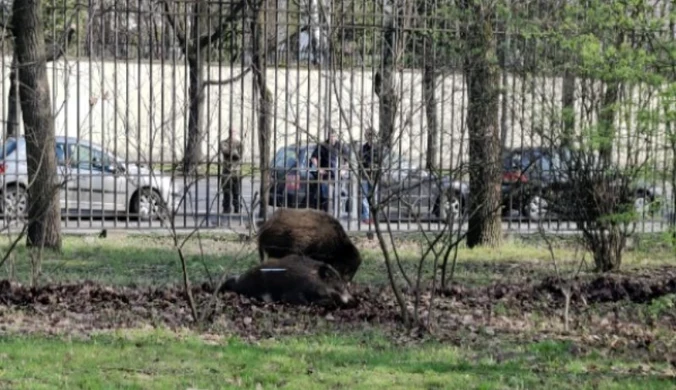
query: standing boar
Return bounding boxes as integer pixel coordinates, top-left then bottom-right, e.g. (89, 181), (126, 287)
(222, 255), (353, 307)
(256, 208), (362, 281)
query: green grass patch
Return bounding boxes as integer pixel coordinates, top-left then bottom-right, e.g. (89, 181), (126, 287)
(0, 235), (673, 389)
(0, 234), (672, 287)
(0, 328), (672, 390)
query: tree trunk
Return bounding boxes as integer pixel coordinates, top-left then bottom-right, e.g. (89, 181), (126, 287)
(499, 67), (508, 148)
(182, 1), (207, 175)
(183, 55), (205, 174)
(6, 24), (74, 139)
(498, 31), (509, 148)
(6, 57), (20, 138)
(423, 55), (438, 172)
(11, 0), (62, 251)
(308, 0), (322, 65)
(598, 80), (619, 164)
(597, 32), (624, 165)
(589, 230), (625, 272)
(378, 0), (401, 151)
(461, 1), (502, 248)
(251, 2), (272, 219)
(561, 70), (576, 148)
(241, 4), (254, 66)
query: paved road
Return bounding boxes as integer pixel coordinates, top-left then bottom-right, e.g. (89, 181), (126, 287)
(0, 175), (672, 235)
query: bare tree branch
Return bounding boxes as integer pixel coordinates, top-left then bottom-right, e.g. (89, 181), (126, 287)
(197, 0), (248, 49)
(44, 24), (76, 62)
(203, 66), (251, 89)
(161, 0), (188, 55)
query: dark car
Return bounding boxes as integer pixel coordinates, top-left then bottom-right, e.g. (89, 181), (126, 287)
(268, 143), (314, 209)
(500, 146), (665, 221)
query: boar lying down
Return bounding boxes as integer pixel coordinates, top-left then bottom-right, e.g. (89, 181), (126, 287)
(223, 255), (354, 307)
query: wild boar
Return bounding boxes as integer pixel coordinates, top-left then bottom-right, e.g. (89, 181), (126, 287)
(256, 208), (362, 281)
(223, 254), (354, 307)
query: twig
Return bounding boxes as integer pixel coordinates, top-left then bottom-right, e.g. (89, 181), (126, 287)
(0, 224), (27, 270)
(196, 230), (213, 288)
(538, 225), (560, 278)
(203, 67), (251, 90)
(372, 206), (411, 326)
(176, 246), (198, 322)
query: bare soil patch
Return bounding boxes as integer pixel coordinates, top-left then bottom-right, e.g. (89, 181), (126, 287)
(0, 267), (674, 356)
(441, 265), (676, 306)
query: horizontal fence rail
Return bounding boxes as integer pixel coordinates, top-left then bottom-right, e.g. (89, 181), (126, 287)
(0, 0), (674, 235)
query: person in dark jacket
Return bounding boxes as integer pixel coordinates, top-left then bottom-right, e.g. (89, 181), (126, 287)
(309, 132), (348, 212)
(220, 128), (243, 214)
(360, 127), (379, 223)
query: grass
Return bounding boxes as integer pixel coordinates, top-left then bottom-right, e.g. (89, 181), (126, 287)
(0, 233), (672, 287)
(0, 328), (673, 390)
(0, 233), (674, 389)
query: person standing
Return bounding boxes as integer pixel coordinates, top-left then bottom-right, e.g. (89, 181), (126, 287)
(309, 132), (348, 212)
(220, 128), (243, 214)
(360, 127), (378, 224)
(309, 135), (332, 212)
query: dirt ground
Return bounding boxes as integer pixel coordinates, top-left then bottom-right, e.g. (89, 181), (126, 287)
(0, 265), (674, 365)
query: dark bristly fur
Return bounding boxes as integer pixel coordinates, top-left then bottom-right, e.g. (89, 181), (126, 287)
(256, 208), (362, 281)
(222, 255), (353, 307)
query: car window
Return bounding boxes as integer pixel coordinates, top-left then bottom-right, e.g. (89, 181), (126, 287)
(55, 143), (67, 165)
(273, 147), (299, 168)
(504, 152), (529, 170)
(299, 147), (310, 168)
(68, 144), (92, 168)
(68, 144), (111, 171)
(0, 139), (17, 160)
(540, 154), (551, 172)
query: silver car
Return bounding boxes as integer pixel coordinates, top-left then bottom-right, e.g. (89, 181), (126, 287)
(376, 152), (468, 223)
(0, 136), (183, 221)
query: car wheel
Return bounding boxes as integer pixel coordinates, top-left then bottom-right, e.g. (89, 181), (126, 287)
(435, 191), (462, 223)
(523, 194), (548, 222)
(131, 188), (166, 221)
(1, 185), (28, 221)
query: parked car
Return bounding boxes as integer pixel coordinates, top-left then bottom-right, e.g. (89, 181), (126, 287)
(268, 143), (469, 222)
(500, 146), (665, 221)
(0, 136), (184, 221)
(375, 152), (469, 223)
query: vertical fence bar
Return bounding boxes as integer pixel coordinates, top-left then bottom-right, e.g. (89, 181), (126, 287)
(4, 0), (674, 239)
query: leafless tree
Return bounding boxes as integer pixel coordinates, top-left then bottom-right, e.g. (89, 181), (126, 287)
(460, 0), (503, 248)
(11, 0), (62, 250)
(4, 15), (75, 138)
(161, 0), (251, 175)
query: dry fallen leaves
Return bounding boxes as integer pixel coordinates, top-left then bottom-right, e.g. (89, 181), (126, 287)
(0, 269), (670, 357)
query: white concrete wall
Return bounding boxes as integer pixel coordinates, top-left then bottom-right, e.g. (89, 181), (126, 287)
(0, 56), (672, 169)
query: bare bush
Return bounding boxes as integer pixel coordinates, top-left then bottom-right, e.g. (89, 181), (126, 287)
(546, 149), (643, 272)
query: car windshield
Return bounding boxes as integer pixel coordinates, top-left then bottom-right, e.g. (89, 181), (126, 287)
(503, 151), (538, 171)
(273, 146), (309, 169)
(0, 139), (17, 160)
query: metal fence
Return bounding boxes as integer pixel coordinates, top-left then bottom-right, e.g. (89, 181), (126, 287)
(0, 0), (674, 234)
